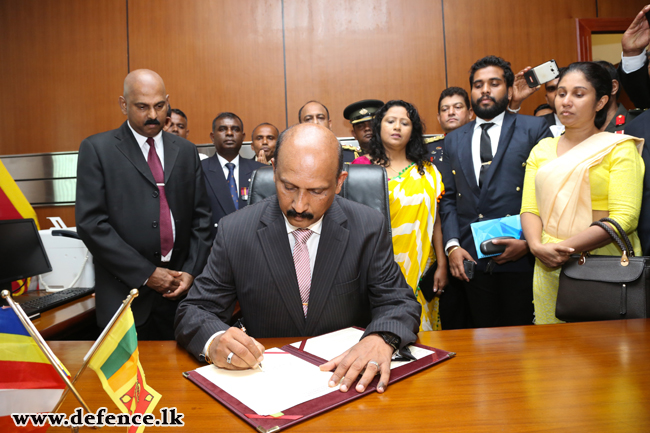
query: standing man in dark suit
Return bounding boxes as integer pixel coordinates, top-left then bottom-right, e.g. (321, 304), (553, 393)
(626, 110), (650, 253)
(202, 112), (265, 239)
(76, 69), (212, 340)
(298, 100), (360, 162)
(176, 123), (421, 394)
(439, 56), (552, 328)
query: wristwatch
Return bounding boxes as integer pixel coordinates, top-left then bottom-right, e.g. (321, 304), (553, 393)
(375, 332), (400, 352)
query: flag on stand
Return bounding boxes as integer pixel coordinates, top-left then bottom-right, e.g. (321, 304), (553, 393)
(1, 158), (40, 295)
(0, 308), (67, 432)
(88, 306), (161, 433)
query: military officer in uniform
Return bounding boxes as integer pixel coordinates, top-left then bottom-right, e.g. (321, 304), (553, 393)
(595, 61), (642, 134)
(343, 99), (384, 157)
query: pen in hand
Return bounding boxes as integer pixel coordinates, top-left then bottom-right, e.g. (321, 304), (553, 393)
(237, 319), (264, 371)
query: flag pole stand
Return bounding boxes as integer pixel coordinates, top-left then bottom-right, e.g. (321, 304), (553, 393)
(51, 289), (140, 414)
(1, 290), (91, 414)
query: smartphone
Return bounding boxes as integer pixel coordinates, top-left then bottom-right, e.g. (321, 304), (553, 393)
(463, 260), (476, 280)
(524, 60), (560, 88)
(480, 236), (515, 255)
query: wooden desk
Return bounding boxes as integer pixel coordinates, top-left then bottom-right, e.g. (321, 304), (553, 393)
(48, 319), (650, 432)
(29, 294), (96, 339)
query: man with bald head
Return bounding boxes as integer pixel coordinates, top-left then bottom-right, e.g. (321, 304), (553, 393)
(76, 69), (212, 340)
(175, 123), (420, 394)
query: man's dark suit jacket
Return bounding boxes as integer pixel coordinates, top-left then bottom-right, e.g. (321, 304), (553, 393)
(626, 109), (650, 253)
(175, 195), (421, 360)
(439, 112), (552, 272)
(541, 112), (556, 127)
(618, 59), (650, 109)
(202, 154), (264, 240)
(76, 121), (212, 328)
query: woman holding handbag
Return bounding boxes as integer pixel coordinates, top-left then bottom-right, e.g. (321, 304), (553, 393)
(520, 62), (645, 325)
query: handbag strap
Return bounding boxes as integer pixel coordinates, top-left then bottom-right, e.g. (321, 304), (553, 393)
(598, 217), (635, 256)
(589, 221), (629, 255)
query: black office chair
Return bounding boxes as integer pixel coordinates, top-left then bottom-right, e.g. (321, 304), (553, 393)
(249, 164), (392, 236)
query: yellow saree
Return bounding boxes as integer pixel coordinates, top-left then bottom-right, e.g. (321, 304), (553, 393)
(389, 162), (444, 331)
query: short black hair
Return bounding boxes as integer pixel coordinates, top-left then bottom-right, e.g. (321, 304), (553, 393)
(438, 87), (470, 112)
(274, 125), (343, 177)
(593, 60), (620, 99)
(558, 62), (612, 129)
(170, 108), (187, 121)
(469, 55), (515, 88)
(252, 122), (279, 136)
(534, 103), (552, 115)
(298, 100), (330, 123)
(212, 112), (244, 132)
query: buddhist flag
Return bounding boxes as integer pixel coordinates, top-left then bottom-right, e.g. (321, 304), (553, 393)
(1, 159), (40, 295)
(0, 308), (67, 432)
(88, 306), (161, 433)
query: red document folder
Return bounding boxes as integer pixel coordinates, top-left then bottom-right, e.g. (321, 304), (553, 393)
(184, 331), (455, 432)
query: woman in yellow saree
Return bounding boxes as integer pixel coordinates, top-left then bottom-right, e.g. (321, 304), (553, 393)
(521, 62), (644, 325)
(352, 100), (447, 330)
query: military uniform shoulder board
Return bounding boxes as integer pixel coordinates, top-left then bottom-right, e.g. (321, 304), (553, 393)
(341, 144), (361, 159)
(424, 135), (444, 144)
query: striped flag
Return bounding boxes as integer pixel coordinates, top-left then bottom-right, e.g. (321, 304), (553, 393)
(0, 307), (67, 432)
(1, 159), (40, 295)
(88, 306), (161, 433)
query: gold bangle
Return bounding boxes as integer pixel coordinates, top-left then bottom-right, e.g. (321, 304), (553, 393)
(204, 337), (218, 364)
(447, 246), (460, 258)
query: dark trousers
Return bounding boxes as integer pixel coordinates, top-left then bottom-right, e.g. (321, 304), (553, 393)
(439, 276), (473, 330)
(463, 270), (534, 328)
(135, 292), (178, 340)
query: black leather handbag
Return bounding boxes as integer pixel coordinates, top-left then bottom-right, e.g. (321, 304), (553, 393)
(555, 218), (650, 322)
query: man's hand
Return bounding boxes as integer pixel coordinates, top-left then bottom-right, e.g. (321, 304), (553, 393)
(448, 246), (475, 282)
(530, 243), (574, 269)
(319, 334), (394, 393)
(146, 267), (181, 294)
(163, 272), (194, 300)
(622, 5), (650, 57)
(509, 67), (540, 111)
(209, 327), (265, 370)
(491, 239), (530, 264)
(257, 149), (268, 164)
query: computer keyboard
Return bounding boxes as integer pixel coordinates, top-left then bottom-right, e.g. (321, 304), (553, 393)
(18, 287), (95, 316)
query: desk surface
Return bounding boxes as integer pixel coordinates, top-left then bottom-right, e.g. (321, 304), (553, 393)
(24, 293), (96, 339)
(48, 319), (650, 433)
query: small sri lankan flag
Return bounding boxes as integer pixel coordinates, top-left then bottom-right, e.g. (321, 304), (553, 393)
(88, 307), (161, 433)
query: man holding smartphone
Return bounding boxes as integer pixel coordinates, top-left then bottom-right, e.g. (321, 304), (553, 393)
(618, 4), (650, 109)
(439, 56), (552, 328)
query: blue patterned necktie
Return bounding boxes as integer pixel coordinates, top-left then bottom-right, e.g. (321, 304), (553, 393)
(225, 162), (239, 210)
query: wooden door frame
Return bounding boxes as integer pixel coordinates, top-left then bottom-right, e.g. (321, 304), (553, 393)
(576, 18), (633, 61)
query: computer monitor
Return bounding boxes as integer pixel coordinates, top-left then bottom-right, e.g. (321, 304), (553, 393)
(0, 219), (52, 292)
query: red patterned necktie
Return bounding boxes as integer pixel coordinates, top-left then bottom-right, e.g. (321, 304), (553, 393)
(146, 137), (173, 257)
(292, 229), (313, 317)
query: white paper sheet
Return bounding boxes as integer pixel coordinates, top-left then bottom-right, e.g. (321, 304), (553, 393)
(195, 347), (339, 415)
(290, 327), (435, 369)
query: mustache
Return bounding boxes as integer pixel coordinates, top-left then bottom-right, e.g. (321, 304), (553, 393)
(478, 96), (496, 104)
(145, 118), (161, 126)
(286, 208), (314, 220)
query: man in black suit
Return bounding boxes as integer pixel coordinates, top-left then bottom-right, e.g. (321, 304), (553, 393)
(626, 110), (650, 253)
(619, 5), (650, 109)
(176, 123), (421, 394)
(202, 112), (265, 239)
(299, 100), (360, 162)
(76, 69), (212, 340)
(439, 56), (552, 328)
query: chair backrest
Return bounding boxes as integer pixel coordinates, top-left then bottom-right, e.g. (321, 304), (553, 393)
(249, 164), (392, 236)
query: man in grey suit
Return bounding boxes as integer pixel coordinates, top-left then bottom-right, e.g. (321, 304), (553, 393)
(175, 123), (421, 394)
(76, 69), (212, 340)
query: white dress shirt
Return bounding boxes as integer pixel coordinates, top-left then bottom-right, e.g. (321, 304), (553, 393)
(471, 111), (505, 185)
(127, 121), (176, 262)
(216, 153), (240, 195)
(621, 51), (646, 74)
